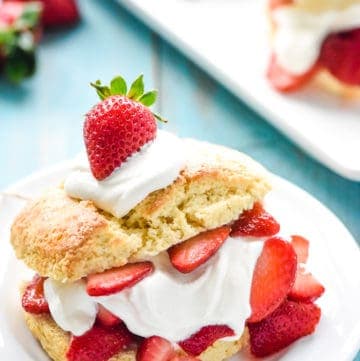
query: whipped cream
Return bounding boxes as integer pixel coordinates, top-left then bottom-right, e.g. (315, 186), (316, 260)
(273, 4), (360, 75)
(44, 237), (263, 341)
(64, 130), (185, 218)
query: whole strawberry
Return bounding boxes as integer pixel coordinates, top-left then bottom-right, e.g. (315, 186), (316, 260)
(84, 74), (165, 180)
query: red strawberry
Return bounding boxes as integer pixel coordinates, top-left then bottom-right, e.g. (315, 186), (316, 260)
(289, 235), (324, 302)
(248, 237), (297, 323)
(40, 0), (79, 27)
(22, 274), (49, 314)
(168, 226), (231, 273)
(269, 0), (293, 10)
(87, 262), (154, 297)
(178, 325), (234, 356)
(290, 235), (309, 264)
(84, 74), (163, 180)
(267, 54), (319, 92)
(171, 357), (200, 361)
(137, 336), (175, 361)
(320, 28), (360, 86)
(97, 305), (122, 327)
(230, 202), (280, 238)
(289, 269), (325, 303)
(66, 322), (134, 361)
(0, 1), (25, 26)
(248, 300), (321, 357)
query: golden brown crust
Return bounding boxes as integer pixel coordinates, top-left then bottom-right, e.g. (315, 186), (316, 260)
(24, 311), (247, 361)
(11, 142), (270, 282)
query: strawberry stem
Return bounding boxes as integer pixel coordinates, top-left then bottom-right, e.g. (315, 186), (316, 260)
(90, 74), (167, 123)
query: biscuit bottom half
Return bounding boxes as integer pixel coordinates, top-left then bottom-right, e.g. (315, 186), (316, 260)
(24, 310), (248, 361)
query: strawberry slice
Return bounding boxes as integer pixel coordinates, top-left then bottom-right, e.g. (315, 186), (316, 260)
(291, 235), (309, 264)
(87, 262), (154, 297)
(248, 237), (297, 323)
(97, 305), (122, 327)
(267, 54), (319, 92)
(137, 336), (175, 361)
(66, 323), (134, 361)
(22, 274), (49, 314)
(289, 235), (325, 302)
(168, 226), (231, 273)
(178, 325), (234, 356)
(248, 300), (321, 357)
(289, 269), (325, 303)
(269, 0), (293, 10)
(320, 28), (360, 86)
(231, 202), (280, 238)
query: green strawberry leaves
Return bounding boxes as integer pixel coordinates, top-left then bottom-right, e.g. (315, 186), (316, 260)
(110, 76), (127, 95)
(127, 74), (144, 100)
(90, 74), (167, 122)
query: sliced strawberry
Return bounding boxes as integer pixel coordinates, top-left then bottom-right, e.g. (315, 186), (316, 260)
(289, 267), (325, 303)
(248, 237), (297, 323)
(168, 226), (231, 273)
(22, 274), (49, 314)
(289, 235), (325, 302)
(230, 202), (280, 238)
(66, 323), (134, 361)
(178, 325), (234, 356)
(267, 54), (319, 92)
(269, 0), (293, 10)
(137, 336), (175, 361)
(248, 300), (321, 357)
(97, 305), (122, 327)
(320, 28), (360, 86)
(87, 262), (154, 297)
(291, 235), (309, 264)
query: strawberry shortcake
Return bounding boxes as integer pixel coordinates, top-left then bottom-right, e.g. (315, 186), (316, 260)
(267, 0), (360, 97)
(11, 74), (324, 361)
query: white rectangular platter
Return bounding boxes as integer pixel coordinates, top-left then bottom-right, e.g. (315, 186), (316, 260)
(117, 0), (360, 181)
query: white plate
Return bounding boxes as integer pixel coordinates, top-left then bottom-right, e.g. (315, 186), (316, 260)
(0, 162), (359, 360)
(117, 0), (360, 181)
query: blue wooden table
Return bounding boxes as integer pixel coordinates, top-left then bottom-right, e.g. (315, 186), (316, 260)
(0, 1), (359, 359)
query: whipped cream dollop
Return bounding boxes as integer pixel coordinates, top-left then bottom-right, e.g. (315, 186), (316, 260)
(64, 130), (185, 218)
(44, 237), (263, 341)
(273, 4), (360, 75)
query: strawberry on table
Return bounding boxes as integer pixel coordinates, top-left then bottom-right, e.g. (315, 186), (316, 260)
(248, 237), (297, 323)
(137, 336), (175, 361)
(230, 202), (280, 237)
(248, 300), (321, 357)
(84, 74), (165, 180)
(66, 322), (135, 361)
(168, 226), (231, 273)
(96, 304), (122, 327)
(40, 0), (79, 27)
(22, 274), (49, 314)
(86, 261), (154, 297)
(0, 1), (42, 82)
(178, 325), (234, 356)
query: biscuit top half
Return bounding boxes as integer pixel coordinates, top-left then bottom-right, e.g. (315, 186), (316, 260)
(10, 139), (271, 282)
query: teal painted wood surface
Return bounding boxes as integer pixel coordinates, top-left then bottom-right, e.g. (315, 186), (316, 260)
(0, 1), (359, 359)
